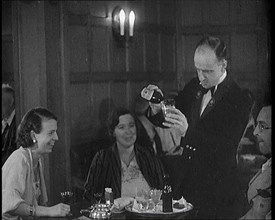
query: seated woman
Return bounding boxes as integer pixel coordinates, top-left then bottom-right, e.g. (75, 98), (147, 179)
(2, 107), (71, 219)
(83, 107), (164, 202)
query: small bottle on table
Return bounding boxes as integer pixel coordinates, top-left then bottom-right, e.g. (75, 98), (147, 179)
(105, 188), (114, 206)
(162, 174), (173, 212)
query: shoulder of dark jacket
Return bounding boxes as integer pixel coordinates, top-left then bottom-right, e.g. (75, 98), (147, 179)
(92, 144), (117, 162)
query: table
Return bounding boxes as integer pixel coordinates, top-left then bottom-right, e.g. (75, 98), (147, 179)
(35, 199), (195, 220)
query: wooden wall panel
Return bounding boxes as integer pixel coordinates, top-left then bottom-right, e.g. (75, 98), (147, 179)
(67, 1), (89, 15)
(161, 34), (175, 72)
(111, 42), (126, 72)
(181, 0), (203, 26)
(2, 1), (14, 84)
(209, 0), (230, 25)
(91, 82), (112, 138)
(230, 0), (257, 24)
(159, 1), (175, 27)
(70, 26), (88, 72)
(129, 32), (145, 72)
(144, 0), (158, 24)
(161, 80), (178, 97)
(70, 84), (93, 144)
(111, 82), (128, 108)
(145, 33), (160, 71)
(231, 34), (257, 73)
(130, 1), (145, 25)
(2, 41), (13, 73)
(2, 1), (12, 35)
(19, 1), (47, 113)
(91, 27), (109, 72)
(89, 1), (107, 18)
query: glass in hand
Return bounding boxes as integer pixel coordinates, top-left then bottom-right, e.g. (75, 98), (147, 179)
(161, 99), (175, 118)
(60, 191), (73, 216)
(149, 189), (162, 212)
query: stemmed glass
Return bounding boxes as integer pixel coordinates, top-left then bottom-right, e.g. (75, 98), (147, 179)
(136, 189), (151, 211)
(60, 191), (74, 216)
(149, 189), (162, 212)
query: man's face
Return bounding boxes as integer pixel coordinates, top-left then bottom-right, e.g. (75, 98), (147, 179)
(253, 106), (272, 155)
(2, 92), (14, 119)
(194, 45), (226, 89)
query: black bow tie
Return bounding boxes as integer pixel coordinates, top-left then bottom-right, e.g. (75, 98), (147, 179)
(200, 86), (216, 95)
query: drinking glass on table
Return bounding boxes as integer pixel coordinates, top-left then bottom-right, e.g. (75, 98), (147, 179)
(161, 99), (175, 118)
(150, 189), (162, 211)
(60, 191), (73, 216)
(136, 189), (151, 211)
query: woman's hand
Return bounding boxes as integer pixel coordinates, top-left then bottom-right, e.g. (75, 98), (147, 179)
(49, 203), (71, 217)
(163, 108), (188, 137)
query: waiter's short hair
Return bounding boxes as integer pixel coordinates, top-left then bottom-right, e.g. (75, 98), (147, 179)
(195, 36), (227, 61)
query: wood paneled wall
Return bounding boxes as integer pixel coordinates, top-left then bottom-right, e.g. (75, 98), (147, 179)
(7, 0), (270, 204)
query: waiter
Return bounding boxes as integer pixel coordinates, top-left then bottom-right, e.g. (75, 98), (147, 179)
(144, 36), (252, 219)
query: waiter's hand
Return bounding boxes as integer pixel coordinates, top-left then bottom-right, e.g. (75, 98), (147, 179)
(145, 84), (163, 115)
(163, 108), (188, 137)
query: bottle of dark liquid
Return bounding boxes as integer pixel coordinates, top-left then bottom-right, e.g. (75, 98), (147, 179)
(162, 174), (173, 212)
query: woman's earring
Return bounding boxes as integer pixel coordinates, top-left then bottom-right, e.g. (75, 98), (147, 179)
(33, 139), (37, 143)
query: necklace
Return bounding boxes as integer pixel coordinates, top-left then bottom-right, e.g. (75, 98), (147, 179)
(121, 150), (135, 167)
(27, 149), (41, 202)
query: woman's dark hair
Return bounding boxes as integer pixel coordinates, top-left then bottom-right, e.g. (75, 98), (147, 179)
(107, 107), (136, 141)
(17, 107), (57, 148)
(195, 35), (227, 61)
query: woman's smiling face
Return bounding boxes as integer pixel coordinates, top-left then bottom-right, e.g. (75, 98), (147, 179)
(113, 114), (137, 149)
(34, 119), (58, 155)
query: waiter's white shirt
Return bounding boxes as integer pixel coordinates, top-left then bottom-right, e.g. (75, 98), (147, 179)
(200, 71), (227, 116)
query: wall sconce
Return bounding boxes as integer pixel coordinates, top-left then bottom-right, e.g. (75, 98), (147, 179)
(112, 6), (135, 47)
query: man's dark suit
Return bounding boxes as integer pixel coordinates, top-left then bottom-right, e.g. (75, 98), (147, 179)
(174, 73), (251, 218)
(2, 116), (17, 166)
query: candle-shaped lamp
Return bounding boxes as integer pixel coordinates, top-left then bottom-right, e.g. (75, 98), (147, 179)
(119, 9), (125, 36)
(129, 11), (135, 37)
